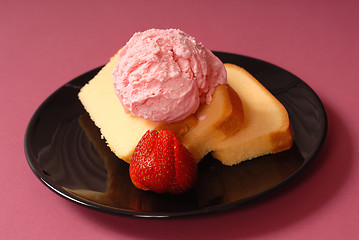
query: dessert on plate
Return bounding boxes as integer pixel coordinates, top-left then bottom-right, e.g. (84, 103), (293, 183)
(78, 28), (293, 193)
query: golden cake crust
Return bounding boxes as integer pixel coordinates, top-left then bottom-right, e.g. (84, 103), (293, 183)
(211, 63), (293, 165)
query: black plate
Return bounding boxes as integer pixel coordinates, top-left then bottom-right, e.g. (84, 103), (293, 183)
(24, 52), (327, 218)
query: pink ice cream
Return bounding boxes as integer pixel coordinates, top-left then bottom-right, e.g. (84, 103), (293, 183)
(113, 28), (227, 123)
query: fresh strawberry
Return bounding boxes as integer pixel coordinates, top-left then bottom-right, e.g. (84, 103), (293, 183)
(129, 130), (197, 194)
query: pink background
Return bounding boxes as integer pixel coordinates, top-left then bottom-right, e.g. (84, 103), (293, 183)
(1, 0), (358, 239)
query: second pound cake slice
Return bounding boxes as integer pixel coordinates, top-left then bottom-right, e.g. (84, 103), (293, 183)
(211, 64), (293, 166)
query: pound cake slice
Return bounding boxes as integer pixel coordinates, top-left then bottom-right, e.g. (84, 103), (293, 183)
(211, 64), (293, 166)
(78, 54), (244, 164)
(78, 54), (152, 163)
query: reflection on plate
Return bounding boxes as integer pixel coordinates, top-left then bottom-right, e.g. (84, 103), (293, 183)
(24, 52), (327, 218)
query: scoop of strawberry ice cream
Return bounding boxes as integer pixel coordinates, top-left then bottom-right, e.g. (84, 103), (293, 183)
(113, 28), (226, 123)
